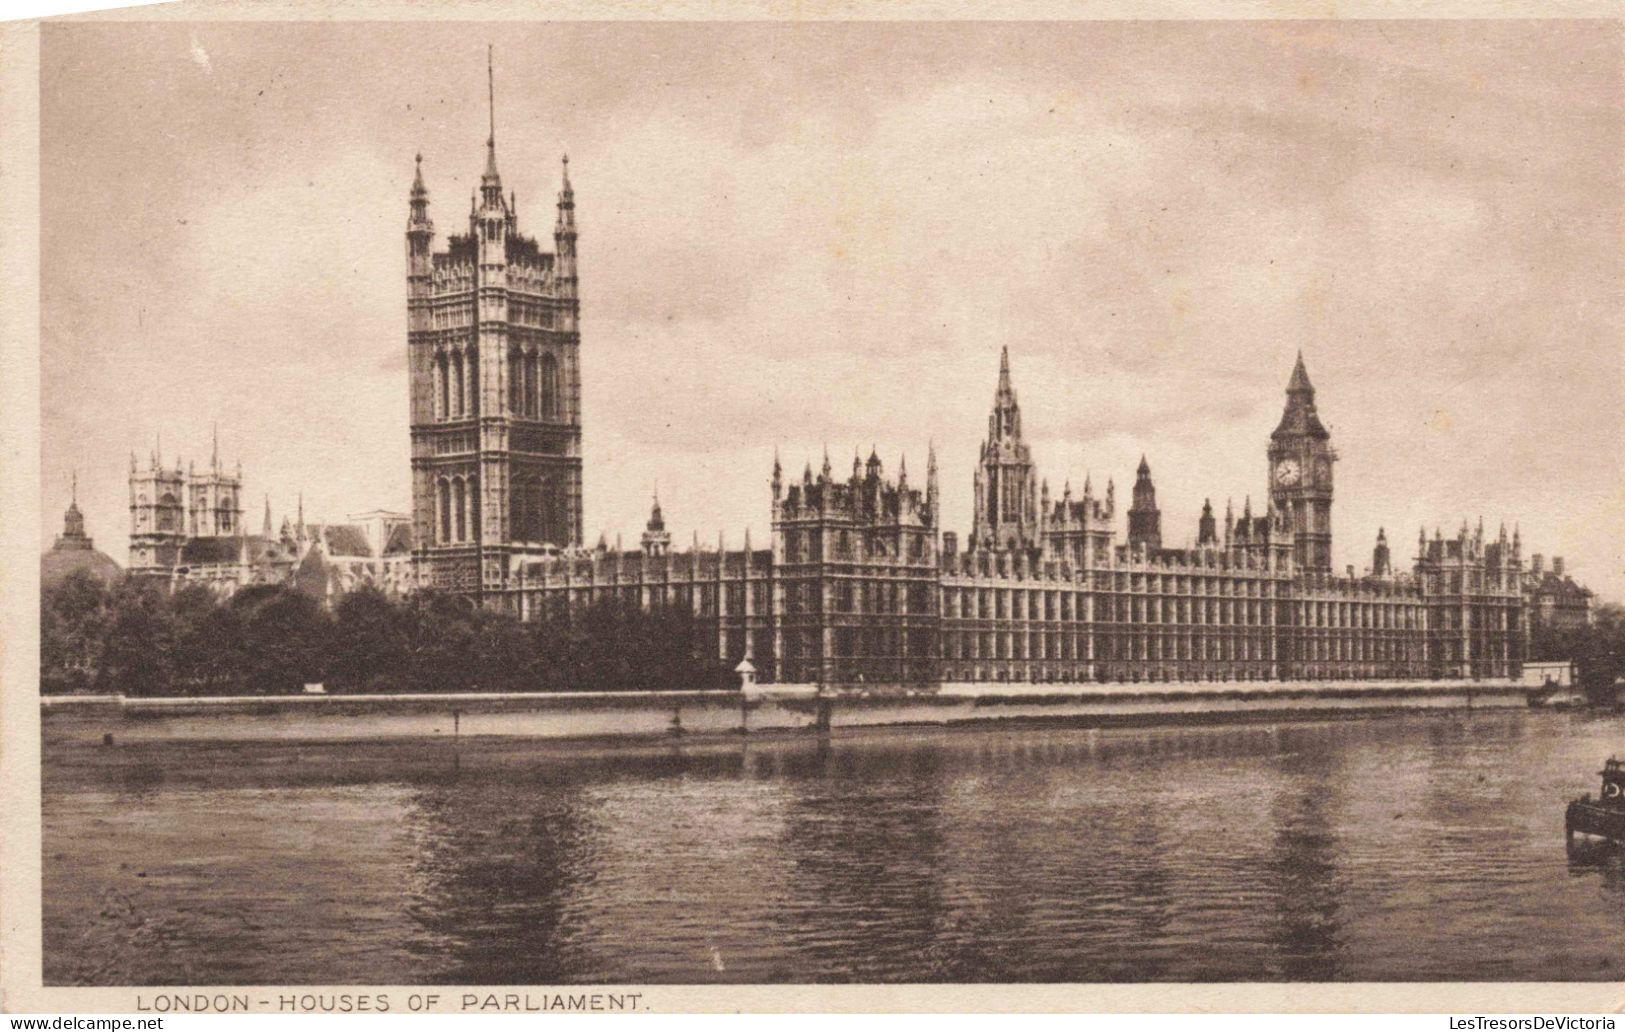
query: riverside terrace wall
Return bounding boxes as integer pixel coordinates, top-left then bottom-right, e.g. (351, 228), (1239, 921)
(40, 680), (1531, 746)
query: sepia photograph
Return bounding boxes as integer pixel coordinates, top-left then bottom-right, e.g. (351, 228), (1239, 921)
(6, 3), (1625, 1014)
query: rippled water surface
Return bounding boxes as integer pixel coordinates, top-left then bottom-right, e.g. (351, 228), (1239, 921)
(42, 711), (1625, 984)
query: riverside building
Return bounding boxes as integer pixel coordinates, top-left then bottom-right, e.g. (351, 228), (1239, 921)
(490, 346), (1527, 688)
(393, 58), (1530, 689)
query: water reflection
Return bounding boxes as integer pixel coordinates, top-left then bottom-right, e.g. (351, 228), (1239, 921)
(1264, 745), (1344, 980)
(41, 712), (1625, 985)
(403, 770), (599, 983)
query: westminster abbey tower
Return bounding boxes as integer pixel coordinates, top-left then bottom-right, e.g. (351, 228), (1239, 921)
(408, 54), (584, 598)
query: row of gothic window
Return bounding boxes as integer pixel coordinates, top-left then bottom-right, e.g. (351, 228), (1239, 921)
(435, 475), (568, 546)
(134, 493), (183, 532)
(431, 351), (563, 421)
(512, 476), (566, 544)
(436, 477), (475, 544)
(508, 351), (563, 420)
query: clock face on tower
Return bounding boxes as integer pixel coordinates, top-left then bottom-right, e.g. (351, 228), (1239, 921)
(1274, 458), (1301, 487)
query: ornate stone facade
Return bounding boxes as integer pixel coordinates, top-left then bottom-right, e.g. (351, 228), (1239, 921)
(125, 444), (412, 603)
(407, 57), (583, 602)
(388, 83), (1545, 687)
(1524, 554), (1595, 630)
(485, 352), (1527, 688)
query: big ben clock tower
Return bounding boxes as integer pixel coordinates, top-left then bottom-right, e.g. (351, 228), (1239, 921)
(1268, 353), (1335, 572)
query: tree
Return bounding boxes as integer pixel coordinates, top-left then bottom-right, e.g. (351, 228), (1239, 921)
(529, 596), (728, 693)
(402, 590), (481, 693)
(328, 587), (410, 692)
(170, 584), (233, 693)
(97, 580), (177, 697)
(231, 586), (332, 694)
(469, 608), (538, 693)
(1530, 602), (1625, 700)
(40, 570), (110, 694)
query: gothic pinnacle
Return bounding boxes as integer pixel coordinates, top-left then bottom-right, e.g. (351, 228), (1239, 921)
(1287, 350), (1313, 394)
(485, 43), (496, 151)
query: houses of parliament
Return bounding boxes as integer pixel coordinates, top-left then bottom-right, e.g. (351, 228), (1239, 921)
(391, 96), (1539, 687)
(84, 85), (1593, 690)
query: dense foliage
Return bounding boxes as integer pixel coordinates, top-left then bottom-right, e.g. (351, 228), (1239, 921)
(40, 571), (733, 696)
(1528, 601), (1625, 698)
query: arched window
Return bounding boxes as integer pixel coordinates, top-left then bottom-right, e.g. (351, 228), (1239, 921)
(437, 479), (451, 543)
(541, 353), (561, 420)
(525, 353), (539, 418)
(453, 478), (467, 542)
(509, 349), (523, 415)
(538, 477), (558, 545)
(511, 476), (532, 541)
(435, 353), (449, 420)
(452, 352), (466, 418)
(157, 493), (179, 532)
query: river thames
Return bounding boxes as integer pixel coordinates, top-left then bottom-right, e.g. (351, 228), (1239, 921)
(41, 710), (1625, 984)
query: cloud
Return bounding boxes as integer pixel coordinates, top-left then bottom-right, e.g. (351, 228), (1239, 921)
(39, 20), (1625, 600)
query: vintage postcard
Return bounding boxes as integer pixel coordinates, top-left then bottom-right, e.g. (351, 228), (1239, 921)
(3, 0), (1623, 1016)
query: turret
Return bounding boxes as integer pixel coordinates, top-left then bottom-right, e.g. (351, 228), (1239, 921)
(1198, 498), (1217, 547)
(641, 489), (671, 556)
(1127, 455), (1162, 551)
(1372, 527), (1391, 577)
(554, 155), (577, 298)
(971, 347), (1040, 553)
(61, 471), (86, 543)
(925, 441), (939, 527)
(406, 153), (434, 281)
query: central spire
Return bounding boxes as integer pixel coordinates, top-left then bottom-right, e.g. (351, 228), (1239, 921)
(1272, 350), (1329, 441)
(990, 346), (1021, 442)
(479, 45), (504, 207)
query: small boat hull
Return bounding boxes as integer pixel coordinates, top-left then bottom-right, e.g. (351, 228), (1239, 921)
(1566, 800), (1625, 844)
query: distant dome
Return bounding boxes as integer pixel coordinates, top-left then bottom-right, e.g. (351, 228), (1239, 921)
(42, 545), (122, 589)
(41, 494), (122, 589)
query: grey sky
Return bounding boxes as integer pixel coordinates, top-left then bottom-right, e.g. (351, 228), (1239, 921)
(41, 20), (1624, 597)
